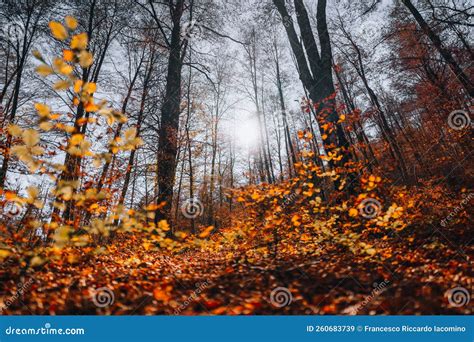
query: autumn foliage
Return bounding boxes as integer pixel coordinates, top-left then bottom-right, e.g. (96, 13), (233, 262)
(0, 9), (472, 316)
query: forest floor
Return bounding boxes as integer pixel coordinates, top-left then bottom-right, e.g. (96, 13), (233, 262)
(1, 221), (471, 315)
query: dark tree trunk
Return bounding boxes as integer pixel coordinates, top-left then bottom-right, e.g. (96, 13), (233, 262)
(273, 0), (351, 168)
(155, 0), (186, 225)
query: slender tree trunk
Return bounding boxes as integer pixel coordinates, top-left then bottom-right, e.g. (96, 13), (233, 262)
(155, 0), (186, 225)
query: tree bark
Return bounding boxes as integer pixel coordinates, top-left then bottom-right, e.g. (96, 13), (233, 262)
(154, 0), (186, 225)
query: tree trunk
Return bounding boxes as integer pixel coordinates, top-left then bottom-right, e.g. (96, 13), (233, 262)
(155, 0), (186, 225)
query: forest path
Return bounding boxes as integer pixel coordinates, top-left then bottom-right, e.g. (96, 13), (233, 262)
(1, 229), (470, 315)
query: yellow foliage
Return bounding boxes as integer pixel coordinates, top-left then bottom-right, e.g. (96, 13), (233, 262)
(7, 124), (23, 136)
(70, 32), (88, 50)
(199, 226), (214, 238)
(158, 220), (170, 231)
(348, 208), (358, 217)
(49, 21), (68, 40)
(70, 134), (84, 145)
(36, 65), (53, 76)
(65, 16), (78, 30)
(63, 49), (74, 61)
(78, 50), (93, 67)
(54, 80), (71, 90)
(83, 82), (96, 94)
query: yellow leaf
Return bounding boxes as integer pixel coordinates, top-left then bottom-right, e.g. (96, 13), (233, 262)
(61, 65), (73, 75)
(65, 16), (78, 30)
(85, 101), (98, 112)
(30, 146), (44, 155)
(53, 58), (73, 75)
(70, 134), (84, 145)
(30, 256), (44, 267)
(83, 82), (96, 94)
(27, 186), (39, 200)
(74, 80), (83, 93)
(366, 248), (376, 256)
(175, 231), (188, 239)
(349, 208), (358, 217)
(251, 192), (260, 200)
(36, 64), (53, 76)
(199, 225), (214, 238)
(5, 192), (18, 201)
(70, 32), (88, 50)
(0, 249), (11, 259)
(158, 220), (170, 231)
(54, 80), (71, 90)
(78, 50), (93, 67)
(63, 49), (74, 62)
(291, 214), (301, 227)
(124, 127), (137, 140)
(34, 103), (50, 117)
(22, 129), (39, 147)
(84, 102), (99, 112)
(153, 287), (171, 302)
(39, 121), (54, 131)
(49, 21), (68, 40)
(32, 49), (43, 60)
(7, 124), (23, 136)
